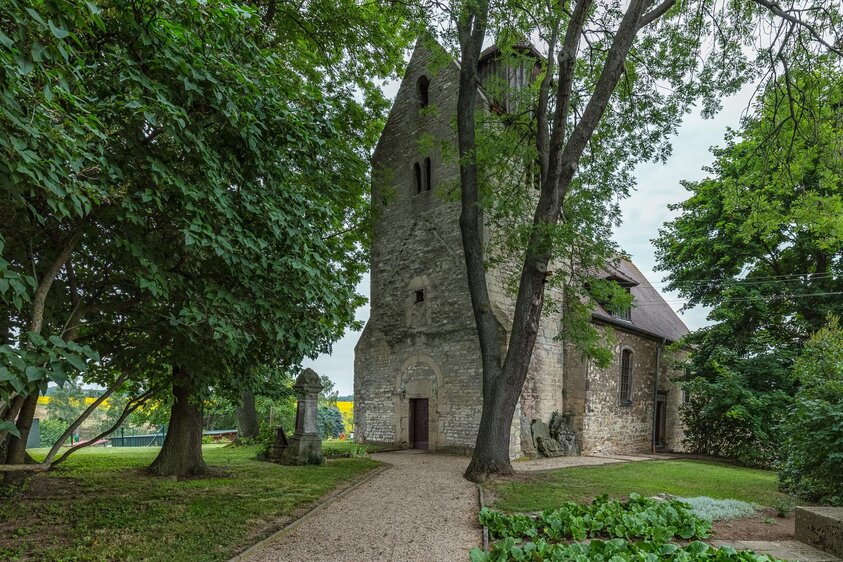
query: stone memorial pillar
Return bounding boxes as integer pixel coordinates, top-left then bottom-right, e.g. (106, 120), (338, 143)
(280, 368), (325, 465)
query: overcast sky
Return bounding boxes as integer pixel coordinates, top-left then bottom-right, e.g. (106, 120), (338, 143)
(304, 78), (758, 396)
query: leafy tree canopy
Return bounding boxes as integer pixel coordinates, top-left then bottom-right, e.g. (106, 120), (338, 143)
(0, 0), (412, 467)
(655, 60), (843, 464)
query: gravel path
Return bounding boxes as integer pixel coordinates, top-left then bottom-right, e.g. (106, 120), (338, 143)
(244, 450), (481, 562)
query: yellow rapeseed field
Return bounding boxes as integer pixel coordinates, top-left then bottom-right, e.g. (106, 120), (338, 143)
(336, 401), (353, 433)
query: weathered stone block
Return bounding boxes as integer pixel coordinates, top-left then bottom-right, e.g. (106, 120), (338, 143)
(796, 507), (843, 558)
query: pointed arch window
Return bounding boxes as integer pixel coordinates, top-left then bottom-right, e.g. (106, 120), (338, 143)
(413, 162), (422, 195)
(620, 349), (633, 404)
(417, 75), (430, 108)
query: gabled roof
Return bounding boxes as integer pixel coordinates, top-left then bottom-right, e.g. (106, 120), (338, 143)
(478, 41), (544, 62)
(591, 259), (689, 343)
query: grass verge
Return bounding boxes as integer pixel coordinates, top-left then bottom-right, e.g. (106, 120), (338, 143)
(489, 460), (793, 512)
(321, 439), (388, 457)
(0, 444), (378, 561)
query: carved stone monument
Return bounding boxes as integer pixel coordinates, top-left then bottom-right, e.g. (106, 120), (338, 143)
(279, 368), (325, 466)
(531, 412), (580, 458)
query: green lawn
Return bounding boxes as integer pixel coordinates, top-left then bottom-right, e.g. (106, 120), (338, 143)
(489, 460), (793, 512)
(321, 438), (388, 456)
(0, 445), (378, 561)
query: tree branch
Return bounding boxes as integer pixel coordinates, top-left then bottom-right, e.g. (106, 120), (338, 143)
(753, 0), (843, 56)
(637, 0), (677, 30)
(42, 373), (128, 465)
(30, 230), (81, 335)
(51, 389), (155, 467)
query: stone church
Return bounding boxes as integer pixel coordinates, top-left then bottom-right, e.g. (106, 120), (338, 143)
(354, 39), (689, 458)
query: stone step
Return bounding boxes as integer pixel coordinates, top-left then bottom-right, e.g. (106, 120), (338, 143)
(709, 540), (841, 561)
(796, 507), (843, 560)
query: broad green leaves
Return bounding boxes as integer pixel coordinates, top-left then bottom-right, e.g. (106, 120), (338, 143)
(473, 495), (777, 561)
(1, 0), (410, 413)
(0, 333), (98, 403)
(480, 494), (711, 543)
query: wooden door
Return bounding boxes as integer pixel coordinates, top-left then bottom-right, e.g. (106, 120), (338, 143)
(655, 399), (667, 448)
(409, 398), (429, 450)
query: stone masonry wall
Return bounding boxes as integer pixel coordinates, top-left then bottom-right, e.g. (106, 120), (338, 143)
(355, 40), (484, 452)
(354, 38), (686, 458)
(579, 326), (685, 454)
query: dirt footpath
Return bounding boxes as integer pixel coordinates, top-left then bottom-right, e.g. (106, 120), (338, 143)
(243, 450), (481, 562)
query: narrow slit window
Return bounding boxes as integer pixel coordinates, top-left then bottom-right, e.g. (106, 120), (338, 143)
(413, 162), (422, 195)
(620, 349), (633, 404)
(417, 76), (430, 108)
(414, 289), (425, 303)
(424, 157), (432, 191)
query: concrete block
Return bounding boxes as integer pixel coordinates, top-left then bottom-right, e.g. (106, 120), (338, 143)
(796, 507), (843, 559)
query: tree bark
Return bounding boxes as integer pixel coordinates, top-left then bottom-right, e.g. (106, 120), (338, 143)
(3, 391), (40, 485)
(1, 232), (80, 477)
(458, 0), (657, 482)
(148, 366), (206, 477)
(236, 390), (259, 439)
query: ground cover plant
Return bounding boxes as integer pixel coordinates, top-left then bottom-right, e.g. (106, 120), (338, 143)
(675, 497), (759, 522)
(471, 538), (784, 561)
(0, 445), (378, 561)
(474, 494), (783, 561)
(489, 461), (791, 512)
(481, 494), (712, 542)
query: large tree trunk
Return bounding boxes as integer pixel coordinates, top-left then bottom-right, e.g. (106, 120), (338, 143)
(236, 390), (259, 439)
(1, 232), (80, 478)
(149, 367), (205, 477)
(455, 0), (658, 482)
(3, 391), (40, 485)
(464, 386), (518, 481)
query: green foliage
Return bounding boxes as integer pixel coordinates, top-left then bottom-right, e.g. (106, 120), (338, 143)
(37, 417), (67, 448)
(202, 394), (238, 431)
(0, 0), (412, 462)
(46, 381), (87, 426)
(481, 493), (711, 543)
(319, 375), (339, 405)
(470, 538), (783, 562)
(656, 62), (843, 466)
(779, 316), (843, 505)
(317, 406), (344, 439)
(770, 497), (795, 518)
(0, 335), (99, 409)
(679, 368), (792, 467)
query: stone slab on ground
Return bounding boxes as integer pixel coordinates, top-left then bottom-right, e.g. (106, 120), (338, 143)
(710, 540), (842, 561)
(796, 507), (843, 559)
(241, 451), (480, 562)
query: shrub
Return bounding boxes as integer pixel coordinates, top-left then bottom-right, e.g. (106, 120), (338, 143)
(779, 316), (843, 505)
(38, 418), (68, 448)
(317, 406), (344, 439)
(680, 367), (791, 468)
